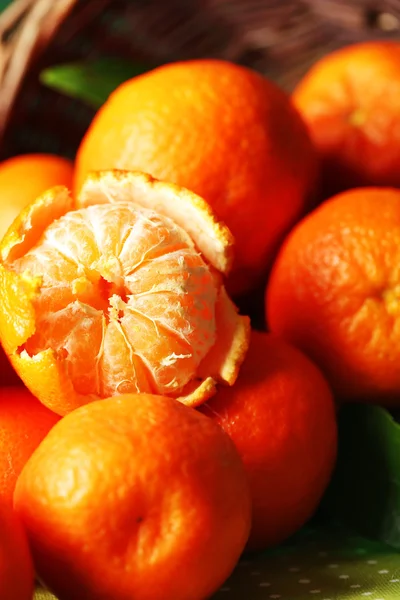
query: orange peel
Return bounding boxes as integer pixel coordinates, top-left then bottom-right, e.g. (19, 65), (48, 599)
(0, 170), (250, 415)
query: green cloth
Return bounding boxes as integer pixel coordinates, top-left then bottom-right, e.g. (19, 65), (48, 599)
(34, 526), (400, 599)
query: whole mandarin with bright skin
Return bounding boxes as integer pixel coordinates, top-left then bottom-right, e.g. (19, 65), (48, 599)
(199, 330), (337, 551)
(266, 187), (400, 404)
(74, 59), (319, 296)
(0, 170), (249, 416)
(0, 386), (59, 506)
(0, 503), (34, 600)
(0, 153), (73, 240)
(293, 41), (400, 195)
(14, 393), (251, 600)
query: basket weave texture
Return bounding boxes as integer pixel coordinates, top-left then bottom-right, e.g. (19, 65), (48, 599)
(3, 0), (400, 160)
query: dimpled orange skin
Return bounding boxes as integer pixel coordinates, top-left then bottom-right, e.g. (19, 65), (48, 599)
(0, 153), (73, 240)
(14, 393), (251, 600)
(74, 59), (319, 296)
(200, 331), (337, 551)
(0, 386), (60, 506)
(266, 187), (400, 404)
(293, 41), (400, 195)
(0, 503), (34, 600)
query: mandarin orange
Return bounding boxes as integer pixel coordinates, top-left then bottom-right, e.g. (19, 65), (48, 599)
(266, 187), (400, 404)
(0, 386), (59, 506)
(200, 330), (337, 550)
(0, 503), (33, 600)
(74, 59), (318, 296)
(0, 170), (249, 415)
(14, 393), (251, 600)
(0, 153), (73, 241)
(293, 41), (400, 195)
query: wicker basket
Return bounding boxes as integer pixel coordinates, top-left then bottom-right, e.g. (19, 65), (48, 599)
(2, 0), (400, 163)
(4, 4), (400, 600)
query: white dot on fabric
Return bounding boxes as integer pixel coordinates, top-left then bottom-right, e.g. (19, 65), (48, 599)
(339, 575), (349, 579)
(361, 593), (372, 597)
(299, 579), (311, 584)
(367, 560), (378, 565)
(350, 584), (361, 589)
(259, 582), (271, 587)
(390, 579), (400, 583)
(328, 564), (338, 568)
(378, 570), (389, 574)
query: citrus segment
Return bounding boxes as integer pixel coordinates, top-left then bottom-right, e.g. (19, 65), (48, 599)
(0, 171), (249, 414)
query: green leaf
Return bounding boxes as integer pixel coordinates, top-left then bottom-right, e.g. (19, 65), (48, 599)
(323, 403), (400, 549)
(0, 0), (13, 12)
(40, 58), (149, 108)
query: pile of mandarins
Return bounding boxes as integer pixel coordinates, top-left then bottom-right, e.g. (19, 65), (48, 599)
(0, 40), (398, 600)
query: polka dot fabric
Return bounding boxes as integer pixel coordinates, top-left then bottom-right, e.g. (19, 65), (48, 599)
(34, 527), (400, 599)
